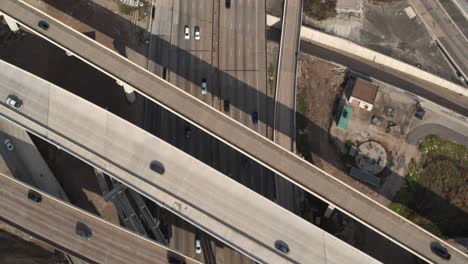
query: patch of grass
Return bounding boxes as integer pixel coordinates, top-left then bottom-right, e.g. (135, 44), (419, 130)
(304, 0), (337, 21)
(296, 90), (308, 114)
(389, 202), (413, 218)
(344, 139), (355, 151)
(389, 135), (468, 238)
(267, 63), (275, 94)
(119, 4), (138, 15)
(418, 135), (468, 166)
(342, 155), (356, 167)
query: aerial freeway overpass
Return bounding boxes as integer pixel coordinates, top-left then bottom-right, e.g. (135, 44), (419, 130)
(0, 59), (379, 264)
(0, 1), (467, 263)
(0, 172), (200, 264)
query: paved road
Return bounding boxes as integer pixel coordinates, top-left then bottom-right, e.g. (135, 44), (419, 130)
(273, 0), (302, 213)
(149, 0), (260, 262)
(406, 123), (468, 147)
(1, 1), (466, 263)
(0, 173), (201, 264)
(0, 59), (379, 264)
(274, 0), (300, 150)
(411, 0), (468, 80)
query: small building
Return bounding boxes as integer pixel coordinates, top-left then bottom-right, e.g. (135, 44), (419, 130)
(348, 78), (379, 111)
(337, 105), (352, 129)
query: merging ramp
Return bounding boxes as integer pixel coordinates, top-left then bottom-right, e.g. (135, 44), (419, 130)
(0, 59), (379, 264)
(274, 0), (301, 150)
(272, 0), (302, 212)
(0, 1), (467, 263)
(0, 172), (200, 264)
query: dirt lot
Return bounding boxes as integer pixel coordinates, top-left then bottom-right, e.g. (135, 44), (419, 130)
(295, 52), (421, 264)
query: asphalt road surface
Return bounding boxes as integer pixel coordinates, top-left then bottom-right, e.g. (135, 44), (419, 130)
(0, 173), (201, 264)
(412, 0), (468, 80)
(2, 1), (466, 263)
(0, 59), (380, 264)
(272, 0), (302, 213)
(149, 1), (271, 263)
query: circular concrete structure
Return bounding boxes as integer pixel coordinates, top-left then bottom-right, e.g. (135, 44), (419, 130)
(355, 141), (387, 175)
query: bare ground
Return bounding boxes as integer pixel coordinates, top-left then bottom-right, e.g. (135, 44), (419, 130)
(295, 53), (420, 263)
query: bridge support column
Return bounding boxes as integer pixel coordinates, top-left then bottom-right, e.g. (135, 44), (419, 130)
(103, 183), (126, 201)
(65, 50), (74, 57)
(1, 14), (20, 32)
(324, 204), (335, 218)
(116, 80), (136, 104)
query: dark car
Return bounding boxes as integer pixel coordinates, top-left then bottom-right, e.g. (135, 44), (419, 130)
(184, 126), (192, 139)
(223, 100), (230, 112)
(27, 190), (42, 203)
(150, 160), (165, 174)
(75, 222), (92, 240)
(431, 242), (451, 260)
(275, 240), (289, 254)
(251, 111), (258, 124)
(38, 20), (49, 30)
(225, 0), (231, 8)
(168, 256), (186, 264)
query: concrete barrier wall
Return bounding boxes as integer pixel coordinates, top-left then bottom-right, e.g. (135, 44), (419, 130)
(266, 14), (467, 97)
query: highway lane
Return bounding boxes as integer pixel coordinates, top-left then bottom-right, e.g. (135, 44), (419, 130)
(149, 0), (218, 262)
(0, 59), (379, 264)
(272, 0), (302, 213)
(1, 1), (466, 263)
(411, 0), (468, 80)
(274, 0), (301, 150)
(217, 0), (275, 203)
(149, 0), (269, 262)
(0, 173), (201, 264)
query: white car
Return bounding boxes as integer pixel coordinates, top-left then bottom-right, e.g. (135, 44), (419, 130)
(194, 26), (200, 40)
(184, 25), (190, 40)
(201, 78), (207, 95)
(195, 239), (202, 254)
(6, 95), (23, 110)
(4, 139), (14, 151)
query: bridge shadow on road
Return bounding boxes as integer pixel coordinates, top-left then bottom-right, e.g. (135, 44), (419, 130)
(3, 0), (468, 260)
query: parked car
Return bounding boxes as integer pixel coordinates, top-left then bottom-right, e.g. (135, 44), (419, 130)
(150, 160), (165, 174)
(6, 95), (23, 110)
(274, 240), (289, 254)
(201, 78), (207, 95)
(251, 111), (258, 124)
(38, 20), (49, 30)
(195, 239), (202, 254)
(4, 139), (14, 151)
(223, 99), (230, 112)
(225, 0), (231, 8)
(184, 25), (190, 40)
(430, 242), (451, 260)
(194, 26), (200, 40)
(75, 222), (92, 240)
(27, 190), (42, 203)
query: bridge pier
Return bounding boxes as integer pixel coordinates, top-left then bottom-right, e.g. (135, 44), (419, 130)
(0, 13), (20, 32)
(103, 183), (127, 201)
(116, 80), (136, 104)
